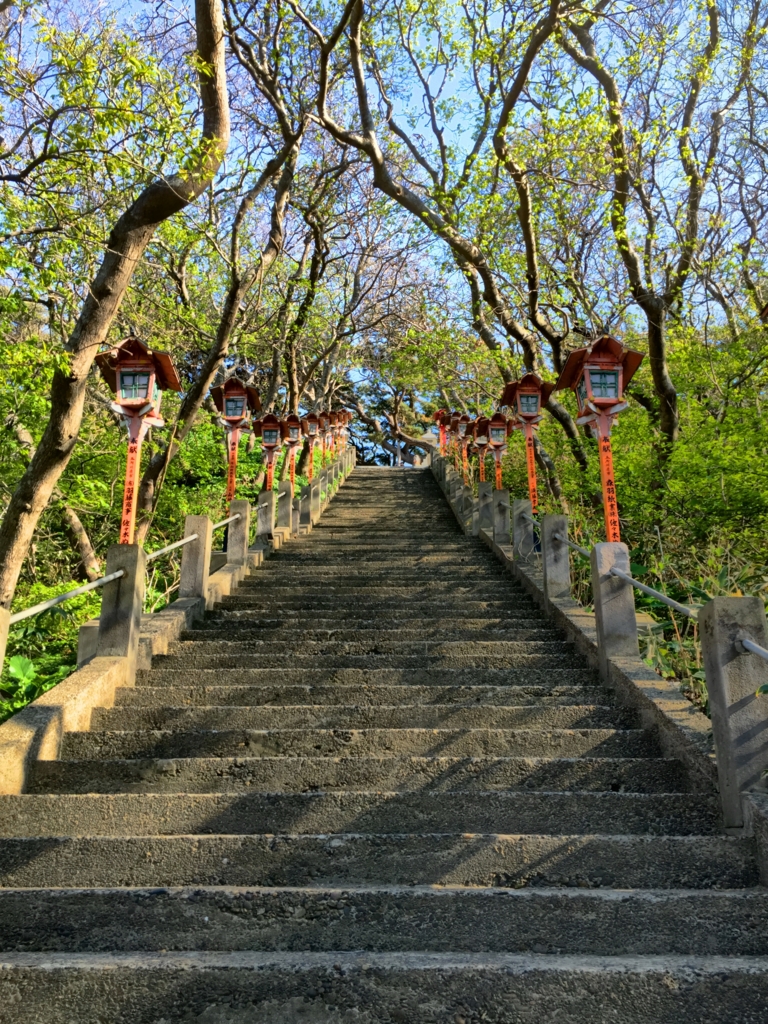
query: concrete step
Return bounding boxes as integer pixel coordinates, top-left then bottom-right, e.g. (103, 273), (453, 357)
(0, 791), (719, 838)
(179, 626), (562, 643)
(136, 667), (601, 688)
(6, 950), (767, 1023)
(27, 755), (692, 796)
(204, 614), (547, 629)
(161, 638), (579, 663)
(115, 683), (612, 708)
(0, 833), (756, 888)
(59, 726), (658, 760)
(91, 704), (638, 733)
(1, 886), (767, 956)
(217, 600), (541, 615)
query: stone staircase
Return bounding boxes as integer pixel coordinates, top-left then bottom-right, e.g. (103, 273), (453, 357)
(1, 467), (767, 1022)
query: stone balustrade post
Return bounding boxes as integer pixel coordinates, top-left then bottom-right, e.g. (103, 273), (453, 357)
(96, 544), (147, 687)
(226, 500), (251, 567)
(277, 481), (293, 530)
(493, 489), (510, 545)
(590, 542), (639, 683)
(700, 596), (768, 830)
(300, 485), (312, 528)
(257, 490), (275, 541)
(541, 514), (571, 608)
(310, 479), (321, 523)
(512, 499), (535, 564)
(478, 482), (493, 534)
(292, 497), (301, 536)
(179, 515), (213, 602)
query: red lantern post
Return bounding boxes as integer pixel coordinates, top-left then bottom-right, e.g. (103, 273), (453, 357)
(301, 413), (320, 479)
(96, 336), (181, 544)
(501, 374), (556, 515)
(554, 336), (643, 542)
(487, 412), (508, 490)
(254, 413), (282, 490)
(282, 414), (303, 490)
(433, 409), (448, 456)
(211, 375), (261, 504)
(473, 417), (490, 482)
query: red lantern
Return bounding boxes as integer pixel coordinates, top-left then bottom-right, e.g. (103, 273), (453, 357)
(501, 373), (556, 514)
(301, 413), (320, 479)
(555, 336), (643, 542)
(253, 413), (282, 490)
(281, 414), (303, 490)
(487, 412), (509, 490)
(211, 375), (261, 504)
(433, 409), (448, 456)
(96, 336), (181, 544)
(473, 416), (490, 482)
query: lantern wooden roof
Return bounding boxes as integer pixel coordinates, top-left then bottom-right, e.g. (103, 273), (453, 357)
(210, 373), (261, 415)
(555, 336), (643, 392)
(501, 372), (556, 409)
(95, 336), (182, 394)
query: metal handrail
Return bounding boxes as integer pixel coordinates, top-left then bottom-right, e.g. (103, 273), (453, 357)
(609, 567), (699, 619)
(738, 637), (768, 663)
(552, 532), (591, 558)
(145, 534), (198, 564)
(9, 570), (126, 626)
(213, 513), (241, 531)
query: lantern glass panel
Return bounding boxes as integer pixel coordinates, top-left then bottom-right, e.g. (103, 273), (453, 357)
(576, 375), (588, 411)
(589, 369), (619, 399)
(307, 422), (318, 435)
(476, 435), (488, 445)
(225, 397), (245, 417)
(120, 371), (150, 400)
(457, 423), (467, 437)
(289, 426), (300, 441)
(518, 394), (539, 415)
(490, 426), (506, 444)
(263, 428), (279, 445)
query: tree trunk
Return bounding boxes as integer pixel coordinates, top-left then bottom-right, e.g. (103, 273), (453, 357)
(0, 0), (230, 610)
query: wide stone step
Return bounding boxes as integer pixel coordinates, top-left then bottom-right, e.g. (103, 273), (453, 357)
(180, 626), (561, 643)
(136, 667), (601, 688)
(92, 704), (636, 733)
(204, 615), (547, 630)
(229, 585), (535, 599)
(115, 683), (611, 708)
(1, 886), (767, 957)
(5, 950), (767, 1023)
(218, 599), (541, 615)
(60, 726), (657, 760)
(28, 755), (692, 795)
(0, 791), (719, 838)
(0, 833), (755, 888)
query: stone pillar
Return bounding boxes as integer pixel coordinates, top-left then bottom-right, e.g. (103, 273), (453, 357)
(300, 485), (312, 528)
(541, 514), (571, 607)
(590, 542), (639, 683)
(700, 596), (768, 830)
(292, 497), (301, 536)
(493, 489), (510, 545)
(478, 482), (493, 534)
(310, 478), (321, 523)
(226, 500), (251, 567)
(512, 499), (535, 564)
(462, 485), (474, 533)
(179, 515), (213, 601)
(257, 490), (275, 540)
(277, 481), (293, 530)
(96, 544), (146, 687)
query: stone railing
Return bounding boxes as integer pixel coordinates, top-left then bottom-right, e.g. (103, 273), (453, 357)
(0, 445), (356, 794)
(432, 452), (768, 866)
